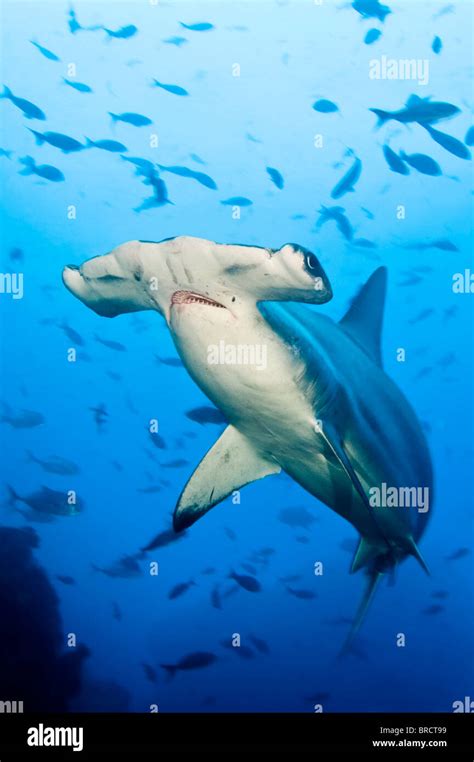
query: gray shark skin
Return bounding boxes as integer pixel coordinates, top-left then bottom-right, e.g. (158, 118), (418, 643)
(63, 236), (433, 641)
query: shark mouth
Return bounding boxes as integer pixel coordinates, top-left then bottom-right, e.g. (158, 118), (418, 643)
(171, 291), (226, 309)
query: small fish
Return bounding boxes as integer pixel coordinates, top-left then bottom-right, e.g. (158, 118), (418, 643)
(168, 580), (195, 600)
(423, 125), (471, 160)
(286, 587), (317, 600)
(295, 535), (310, 544)
(141, 528), (186, 552)
(432, 590), (449, 600)
(211, 585), (222, 609)
(240, 562), (257, 575)
(312, 98), (338, 113)
(86, 138), (127, 152)
(122, 155), (156, 173)
(423, 604), (444, 616)
(112, 601), (122, 621)
(317, 205), (353, 241)
(162, 458), (189, 468)
(56, 574), (76, 585)
(9, 247), (22, 259)
(19, 156), (64, 182)
(353, 238), (377, 249)
(278, 505), (317, 530)
(155, 355), (183, 367)
(163, 36), (188, 47)
(443, 305), (458, 320)
(152, 80), (189, 96)
(189, 153), (206, 165)
(409, 308), (434, 325)
(0, 147), (12, 158)
(220, 196), (253, 206)
(266, 166), (284, 189)
(445, 547), (470, 561)
(352, 0), (391, 23)
(224, 527), (237, 541)
(465, 126), (474, 146)
(229, 570), (261, 593)
(135, 166), (173, 211)
(26, 451), (79, 475)
(220, 641), (255, 659)
(370, 94), (460, 128)
(161, 652), (217, 677)
(249, 634), (270, 654)
(361, 206), (375, 219)
(149, 430), (167, 450)
(62, 78), (93, 93)
(433, 4), (454, 19)
(94, 334), (126, 351)
(279, 574), (302, 583)
(331, 157), (362, 199)
(59, 320), (84, 344)
(403, 239), (458, 252)
(103, 25), (138, 40)
(179, 22), (214, 32)
(202, 567), (216, 576)
(92, 554), (142, 578)
(185, 405), (227, 425)
(30, 40), (60, 61)
(382, 145), (409, 175)
(1, 86), (45, 120)
(109, 112), (152, 127)
(7, 484), (83, 517)
(246, 132), (262, 143)
(142, 663), (157, 683)
(90, 403), (108, 430)
(432, 36), (442, 55)
(364, 28), (382, 45)
(0, 405), (44, 428)
(28, 129), (85, 153)
(137, 485), (162, 494)
(399, 151), (442, 176)
(158, 164), (217, 189)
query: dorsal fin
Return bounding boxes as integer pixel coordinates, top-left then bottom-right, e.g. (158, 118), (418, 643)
(339, 267), (387, 367)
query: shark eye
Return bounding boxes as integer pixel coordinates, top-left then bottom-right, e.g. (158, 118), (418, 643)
(305, 252), (319, 271)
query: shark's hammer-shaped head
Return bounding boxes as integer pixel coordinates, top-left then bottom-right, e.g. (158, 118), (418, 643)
(62, 236), (332, 322)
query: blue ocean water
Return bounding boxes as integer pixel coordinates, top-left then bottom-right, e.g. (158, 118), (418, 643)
(0, 0), (473, 713)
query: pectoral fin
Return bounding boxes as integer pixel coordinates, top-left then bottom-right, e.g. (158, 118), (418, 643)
(173, 425), (281, 532)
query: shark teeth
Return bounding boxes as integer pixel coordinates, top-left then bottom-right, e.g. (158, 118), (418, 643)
(171, 291), (225, 308)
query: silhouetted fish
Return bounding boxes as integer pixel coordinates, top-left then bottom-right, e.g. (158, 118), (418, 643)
(423, 604), (444, 616)
(1, 86), (46, 119)
(331, 157), (362, 199)
(92, 555), (141, 578)
(168, 580), (195, 599)
(56, 574), (76, 585)
(148, 431), (166, 450)
(0, 405), (44, 428)
(465, 126), (474, 146)
(19, 156), (64, 182)
(86, 138), (127, 152)
(399, 151), (442, 176)
(142, 663), (157, 683)
(249, 634), (270, 654)
(27, 451), (79, 475)
(423, 125), (471, 159)
(103, 25), (137, 39)
(161, 652), (217, 677)
(162, 458), (189, 468)
(317, 206), (353, 241)
(179, 22), (214, 32)
(158, 163), (217, 189)
(224, 527), (237, 541)
(211, 585), (222, 609)
(445, 547), (470, 561)
(286, 587), (317, 600)
(312, 99), (338, 113)
(7, 484), (83, 517)
(352, 0), (391, 22)
(152, 80), (189, 96)
(30, 39), (60, 61)
(409, 308), (434, 325)
(278, 505), (317, 530)
(220, 196), (253, 206)
(109, 112), (152, 127)
(155, 355), (183, 367)
(94, 334), (126, 351)
(28, 129), (85, 153)
(370, 95), (459, 127)
(382, 145), (409, 174)
(266, 167), (284, 189)
(63, 78), (92, 93)
(185, 405), (227, 425)
(364, 28), (382, 45)
(432, 36), (442, 54)
(431, 590), (449, 600)
(229, 570), (261, 592)
(163, 36), (188, 47)
(112, 601), (122, 621)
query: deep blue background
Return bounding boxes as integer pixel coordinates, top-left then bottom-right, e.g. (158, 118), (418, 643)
(0, 0), (472, 712)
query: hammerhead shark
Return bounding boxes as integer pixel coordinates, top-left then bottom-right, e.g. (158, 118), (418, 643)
(63, 236), (433, 641)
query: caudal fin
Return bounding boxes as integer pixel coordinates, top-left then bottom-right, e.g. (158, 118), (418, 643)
(1, 85), (12, 99)
(19, 156), (35, 175)
(160, 664), (177, 678)
(369, 108), (389, 129)
(340, 570), (382, 656)
(27, 129), (44, 145)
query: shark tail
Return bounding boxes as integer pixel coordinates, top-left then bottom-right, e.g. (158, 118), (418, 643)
(369, 108), (389, 129)
(341, 570), (383, 656)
